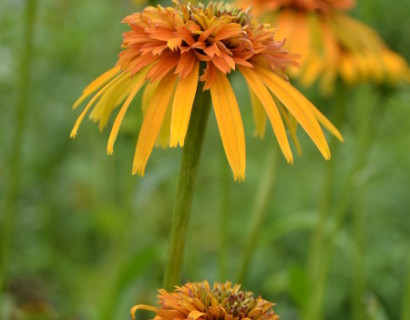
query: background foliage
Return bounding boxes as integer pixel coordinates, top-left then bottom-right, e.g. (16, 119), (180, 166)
(1, 0), (409, 319)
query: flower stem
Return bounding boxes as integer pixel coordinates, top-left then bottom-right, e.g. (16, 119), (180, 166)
(305, 90), (388, 320)
(0, 0), (37, 292)
(163, 88), (211, 291)
(306, 87), (346, 279)
(218, 152), (230, 281)
(236, 145), (279, 284)
(303, 87), (346, 319)
(351, 187), (366, 320)
(402, 254), (410, 320)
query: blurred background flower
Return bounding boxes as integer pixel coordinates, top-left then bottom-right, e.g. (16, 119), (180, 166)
(237, 0), (410, 94)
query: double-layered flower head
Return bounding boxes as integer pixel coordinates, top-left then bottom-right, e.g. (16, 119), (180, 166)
(237, 0), (410, 94)
(71, 1), (342, 181)
(131, 281), (279, 320)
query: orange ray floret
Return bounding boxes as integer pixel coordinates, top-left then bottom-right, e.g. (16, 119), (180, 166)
(131, 281), (279, 320)
(71, 1), (343, 181)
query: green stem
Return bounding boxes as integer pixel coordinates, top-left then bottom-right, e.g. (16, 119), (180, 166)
(402, 253), (410, 320)
(0, 0), (37, 292)
(218, 151), (230, 281)
(306, 88), (346, 278)
(351, 187), (366, 320)
(236, 145), (279, 284)
(163, 89), (211, 291)
(305, 91), (388, 320)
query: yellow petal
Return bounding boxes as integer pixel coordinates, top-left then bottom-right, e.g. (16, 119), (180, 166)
(88, 72), (129, 125)
(142, 81), (160, 115)
(277, 103), (302, 155)
(156, 89), (175, 148)
(309, 105), (344, 143)
(170, 60), (199, 147)
(70, 73), (122, 138)
(256, 66), (331, 159)
(249, 89), (266, 139)
(95, 75), (139, 131)
(132, 73), (177, 176)
(73, 66), (121, 110)
(107, 68), (149, 155)
(130, 304), (157, 320)
(240, 66), (293, 163)
(210, 71), (246, 181)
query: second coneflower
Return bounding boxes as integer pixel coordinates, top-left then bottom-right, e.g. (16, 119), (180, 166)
(71, 1), (342, 181)
(236, 0), (410, 94)
(131, 281), (279, 320)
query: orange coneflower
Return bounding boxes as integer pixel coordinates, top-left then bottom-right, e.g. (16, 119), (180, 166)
(71, 1), (342, 181)
(237, 0), (410, 94)
(131, 281), (279, 320)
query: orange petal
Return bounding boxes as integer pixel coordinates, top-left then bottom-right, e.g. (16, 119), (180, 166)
(210, 71), (246, 181)
(214, 23), (242, 41)
(170, 60), (199, 147)
(240, 66), (293, 163)
(132, 73), (177, 176)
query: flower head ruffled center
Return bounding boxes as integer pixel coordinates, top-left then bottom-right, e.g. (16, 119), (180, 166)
(118, 1), (296, 89)
(131, 281), (279, 320)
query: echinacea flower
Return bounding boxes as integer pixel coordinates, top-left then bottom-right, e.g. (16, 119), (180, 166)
(71, 1), (342, 181)
(131, 281), (279, 320)
(236, 0), (410, 94)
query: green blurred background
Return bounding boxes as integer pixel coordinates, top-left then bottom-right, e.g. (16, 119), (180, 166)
(1, 0), (409, 319)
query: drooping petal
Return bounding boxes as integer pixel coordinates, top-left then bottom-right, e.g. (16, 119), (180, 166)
(107, 68), (149, 154)
(142, 81), (160, 114)
(240, 66), (293, 163)
(95, 76), (140, 131)
(170, 60), (199, 147)
(256, 66), (332, 159)
(156, 84), (176, 148)
(73, 66), (121, 110)
(70, 74), (122, 138)
(130, 304), (157, 320)
(132, 73), (178, 176)
(210, 71), (246, 181)
(249, 89), (267, 138)
(277, 103), (302, 155)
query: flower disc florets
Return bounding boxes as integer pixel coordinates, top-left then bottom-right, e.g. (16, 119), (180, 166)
(131, 281), (279, 320)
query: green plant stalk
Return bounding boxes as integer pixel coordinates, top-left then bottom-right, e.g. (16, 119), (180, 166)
(163, 89), (211, 291)
(305, 91), (388, 320)
(218, 152), (230, 281)
(0, 0), (37, 292)
(351, 187), (366, 320)
(402, 253), (410, 320)
(236, 145), (279, 284)
(306, 88), (346, 279)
